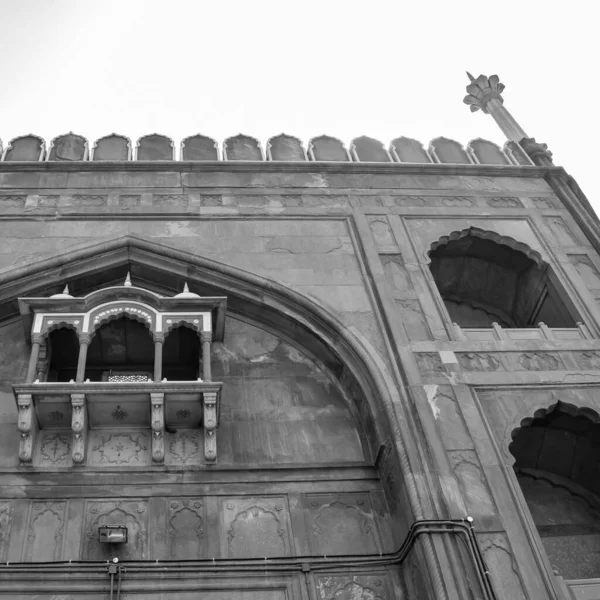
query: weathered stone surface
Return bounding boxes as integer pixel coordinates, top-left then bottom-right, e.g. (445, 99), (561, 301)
(468, 138), (510, 165)
(309, 135), (349, 161)
(48, 133), (87, 161)
(3, 135), (44, 161)
(267, 134), (306, 161)
(136, 134), (174, 160)
(351, 136), (391, 162)
(92, 134), (130, 161)
(181, 134), (219, 161)
(389, 137), (431, 163)
(223, 134), (262, 161)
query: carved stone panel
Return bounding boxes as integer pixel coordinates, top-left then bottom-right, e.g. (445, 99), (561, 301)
(166, 430), (203, 466)
(545, 217), (576, 245)
(83, 499), (148, 560)
(181, 135), (219, 160)
(457, 352), (501, 371)
(368, 216), (397, 249)
(0, 502), (13, 561)
(486, 196), (523, 208)
(37, 431), (72, 467)
(516, 352), (561, 371)
(478, 532), (527, 600)
(167, 498), (206, 559)
(570, 255), (600, 289)
(268, 134), (306, 161)
(221, 496), (291, 558)
(306, 493), (380, 555)
(316, 575), (390, 600)
(24, 500), (67, 561)
(448, 450), (496, 517)
(396, 300), (432, 341)
(416, 352), (444, 373)
(88, 431), (150, 466)
(3, 135), (44, 161)
(381, 254), (413, 292)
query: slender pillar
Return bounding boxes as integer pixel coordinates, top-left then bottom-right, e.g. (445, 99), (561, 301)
(201, 331), (212, 382)
(203, 391), (218, 462)
(153, 333), (164, 382)
(76, 333), (91, 383)
(35, 342), (49, 382)
(26, 334), (43, 383)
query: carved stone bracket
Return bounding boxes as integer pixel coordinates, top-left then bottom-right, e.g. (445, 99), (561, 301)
(151, 392), (165, 463)
(71, 393), (87, 464)
(519, 137), (554, 166)
(203, 391), (218, 463)
(17, 394), (37, 463)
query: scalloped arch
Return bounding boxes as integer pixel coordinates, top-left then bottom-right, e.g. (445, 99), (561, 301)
(89, 307), (154, 338)
(44, 321), (79, 339)
(2, 134), (46, 161)
(428, 226), (544, 266)
(92, 133), (132, 161)
(163, 319), (202, 338)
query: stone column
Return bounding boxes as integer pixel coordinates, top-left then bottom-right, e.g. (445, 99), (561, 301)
(201, 331), (212, 382)
(151, 392), (165, 463)
(17, 393), (37, 463)
(75, 333), (91, 383)
(35, 341), (49, 382)
(153, 333), (164, 382)
(71, 393), (87, 464)
(26, 333), (43, 383)
(203, 391), (217, 462)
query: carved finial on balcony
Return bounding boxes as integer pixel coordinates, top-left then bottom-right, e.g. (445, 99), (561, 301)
(463, 73), (505, 114)
(124, 272), (132, 287)
(183, 282), (190, 293)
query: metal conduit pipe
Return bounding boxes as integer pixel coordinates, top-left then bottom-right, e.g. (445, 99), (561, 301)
(0, 519), (496, 600)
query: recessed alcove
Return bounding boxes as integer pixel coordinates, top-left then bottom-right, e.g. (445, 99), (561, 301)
(162, 325), (200, 381)
(429, 228), (579, 329)
(511, 403), (600, 579)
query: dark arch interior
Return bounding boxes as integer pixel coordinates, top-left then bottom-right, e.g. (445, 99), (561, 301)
(428, 232), (577, 328)
(47, 328), (80, 381)
(162, 326), (201, 381)
(85, 317), (155, 381)
(511, 406), (600, 579)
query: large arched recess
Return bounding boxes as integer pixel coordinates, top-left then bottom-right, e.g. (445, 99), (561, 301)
(0, 236), (416, 492)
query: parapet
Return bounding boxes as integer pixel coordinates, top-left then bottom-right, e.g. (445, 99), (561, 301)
(0, 132), (534, 166)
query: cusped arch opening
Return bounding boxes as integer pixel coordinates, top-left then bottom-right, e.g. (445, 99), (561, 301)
(86, 315), (154, 382)
(47, 326), (79, 382)
(162, 323), (201, 381)
(428, 227), (579, 328)
(510, 402), (600, 579)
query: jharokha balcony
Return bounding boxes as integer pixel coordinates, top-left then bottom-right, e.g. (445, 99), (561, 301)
(12, 276), (227, 466)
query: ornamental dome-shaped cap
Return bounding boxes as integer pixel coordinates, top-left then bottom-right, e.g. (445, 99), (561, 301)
(50, 285), (74, 299)
(174, 282), (200, 299)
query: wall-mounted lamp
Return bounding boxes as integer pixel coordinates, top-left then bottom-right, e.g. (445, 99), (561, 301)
(98, 525), (128, 544)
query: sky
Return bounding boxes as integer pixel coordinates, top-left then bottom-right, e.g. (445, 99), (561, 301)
(0, 0), (598, 209)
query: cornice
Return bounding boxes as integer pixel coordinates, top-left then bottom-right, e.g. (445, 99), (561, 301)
(0, 159), (553, 178)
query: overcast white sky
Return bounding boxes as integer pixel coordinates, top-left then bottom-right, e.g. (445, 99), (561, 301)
(0, 0), (598, 209)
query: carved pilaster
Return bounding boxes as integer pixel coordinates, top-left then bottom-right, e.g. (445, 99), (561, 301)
(153, 333), (165, 383)
(203, 391), (218, 462)
(201, 331), (212, 382)
(151, 392), (165, 463)
(71, 393), (87, 464)
(17, 394), (37, 463)
(35, 341), (49, 381)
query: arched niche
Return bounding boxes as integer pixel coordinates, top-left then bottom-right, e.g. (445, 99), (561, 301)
(85, 315), (154, 381)
(46, 325), (79, 382)
(2, 135), (45, 161)
(350, 136), (391, 162)
(162, 323), (201, 381)
(223, 135), (263, 161)
(428, 228), (579, 328)
(389, 137), (431, 163)
(308, 136), (350, 161)
(429, 137), (472, 164)
(467, 138), (510, 165)
(267, 134), (306, 161)
(92, 134), (131, 161)
(510, 403), (600, 579)
(48, 133), (88, 161)
(181, 135), (219, 161)
(136, 134), (174, 161)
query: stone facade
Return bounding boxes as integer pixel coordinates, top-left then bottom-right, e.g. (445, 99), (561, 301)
(0, 128), (598, 599)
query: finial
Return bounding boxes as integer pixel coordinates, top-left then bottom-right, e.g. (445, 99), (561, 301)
(183, 282), (190, 293)
(463, 74), (505, 114)
(466, 71), (475, 82)
(124, 272), (132, 287)
(63, 284), (69, 295)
